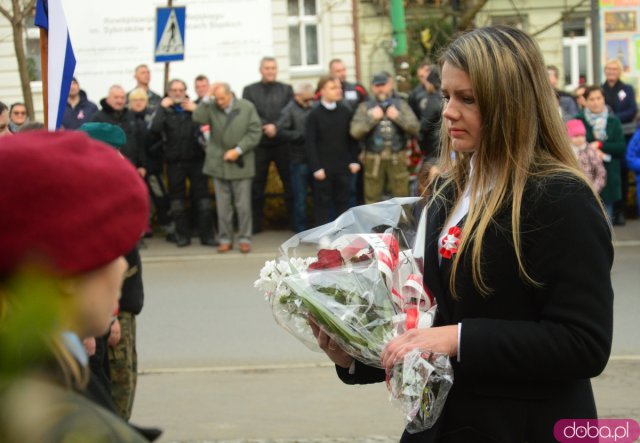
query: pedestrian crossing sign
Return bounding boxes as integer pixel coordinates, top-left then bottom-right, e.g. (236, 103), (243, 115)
(155, 7), (186, 62)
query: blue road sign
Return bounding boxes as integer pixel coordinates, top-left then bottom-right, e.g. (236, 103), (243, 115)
(155, 7), (186, 63)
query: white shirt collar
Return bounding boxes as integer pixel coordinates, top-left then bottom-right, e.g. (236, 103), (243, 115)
(321, 100), (337, 110)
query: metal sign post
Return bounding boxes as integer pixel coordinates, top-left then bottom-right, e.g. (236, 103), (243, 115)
(155, 1), (186, 93)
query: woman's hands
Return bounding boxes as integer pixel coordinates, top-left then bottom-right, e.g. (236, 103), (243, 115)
(309, 316), (354, 369)
(381, 325), (459, 371)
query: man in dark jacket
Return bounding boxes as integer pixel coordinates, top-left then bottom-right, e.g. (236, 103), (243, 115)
(328, 58), (368, 112)
(242, 57), (294, 233)
(150, 79), (216, 247)
(91, 85), (145, 174)
(418, 69), (443, 160)
(547, 65), (579, 121)
(408, 62), (442, 156)
(602, 58), (638, 226)
(62, 77), (98, 129)
(276, 82), (315, 232)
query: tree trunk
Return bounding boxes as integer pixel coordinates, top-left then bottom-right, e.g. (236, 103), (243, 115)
(6, 0), (36, 119)
(11, 19), (35, 118)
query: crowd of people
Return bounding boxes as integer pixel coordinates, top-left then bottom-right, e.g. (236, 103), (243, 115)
(1, 54), (638, 250)
(1, 58), (445, 254)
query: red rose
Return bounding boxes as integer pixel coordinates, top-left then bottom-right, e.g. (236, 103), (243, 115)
(308, 249), (343, 270)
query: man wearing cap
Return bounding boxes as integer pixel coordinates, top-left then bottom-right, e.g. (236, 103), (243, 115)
(350, 72), (420, 204)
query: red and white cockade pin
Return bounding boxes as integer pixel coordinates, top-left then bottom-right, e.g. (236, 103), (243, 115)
(439, 226), (462, 259)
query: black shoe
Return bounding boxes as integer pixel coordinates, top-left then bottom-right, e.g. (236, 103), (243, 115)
(614, 213), (626, 226)
(165, 233), (176, 243)
(130, 424), (162, 442)
(175, 234), (191, 247)
(200, 237), (218, 247)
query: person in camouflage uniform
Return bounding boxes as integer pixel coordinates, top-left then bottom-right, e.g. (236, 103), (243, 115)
(108, 248), (143, 420)
(350, 72), (420, 204)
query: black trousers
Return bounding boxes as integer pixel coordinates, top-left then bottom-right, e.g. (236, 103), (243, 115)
(313, 171), (352, 225)
(166, 158), (210, 203)
(251, 143), (292, 231)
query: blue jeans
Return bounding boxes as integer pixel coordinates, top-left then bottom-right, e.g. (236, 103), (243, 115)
(290, 163), (313, 232)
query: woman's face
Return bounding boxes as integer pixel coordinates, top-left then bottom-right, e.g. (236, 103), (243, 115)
(129, 97), (148, 113)
(72, 256), (127, 337)
(10, 105), (27, 125)
(441, 62), (482, 153)
(586, 90), (606, 114)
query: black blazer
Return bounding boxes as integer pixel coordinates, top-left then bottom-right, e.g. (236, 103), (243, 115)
(337, 174), (614, 443)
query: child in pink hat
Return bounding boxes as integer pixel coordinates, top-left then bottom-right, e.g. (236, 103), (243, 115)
(566, 118), (606, 193)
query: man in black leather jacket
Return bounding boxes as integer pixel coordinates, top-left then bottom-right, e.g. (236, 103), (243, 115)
(242, 57), (294, 233)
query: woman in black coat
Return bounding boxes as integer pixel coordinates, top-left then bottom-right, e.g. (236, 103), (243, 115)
(310, 26), (613, 443)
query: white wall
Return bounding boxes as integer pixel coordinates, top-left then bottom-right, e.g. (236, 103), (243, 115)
(0, 0), (367, 117)
(357, 0), (393, 87)
(62, 0), (274, 102)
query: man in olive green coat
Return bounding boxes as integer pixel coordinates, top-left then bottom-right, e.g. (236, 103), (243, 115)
(193, 83), (262, 253)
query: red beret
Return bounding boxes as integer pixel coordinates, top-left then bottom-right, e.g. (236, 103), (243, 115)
(0, 131), (149, 276)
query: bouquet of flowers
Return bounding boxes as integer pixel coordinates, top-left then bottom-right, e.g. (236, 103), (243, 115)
(255, 197), (453, 432)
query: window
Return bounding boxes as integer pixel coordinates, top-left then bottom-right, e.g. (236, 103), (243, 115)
(287, 0), (319, 67)
(562, 17), (591, 90)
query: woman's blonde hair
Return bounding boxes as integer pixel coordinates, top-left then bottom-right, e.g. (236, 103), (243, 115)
(433, 25), (593, 296)
(604, 58), (624, 73)
(128, 87), (148, 103)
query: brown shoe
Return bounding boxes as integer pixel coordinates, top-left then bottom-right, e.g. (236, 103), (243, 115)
(239, 242), (251, 253)
(217, 243), (232, 253)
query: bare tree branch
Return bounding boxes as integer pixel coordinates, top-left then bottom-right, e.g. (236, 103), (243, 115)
(532, 0), (588, 37)
(20, 0), (36, 19)
(507, 0), (526, 28)
(0, 0), (36, 116)
(457, 0), (489, 30)
(0, 5), (13, 23)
